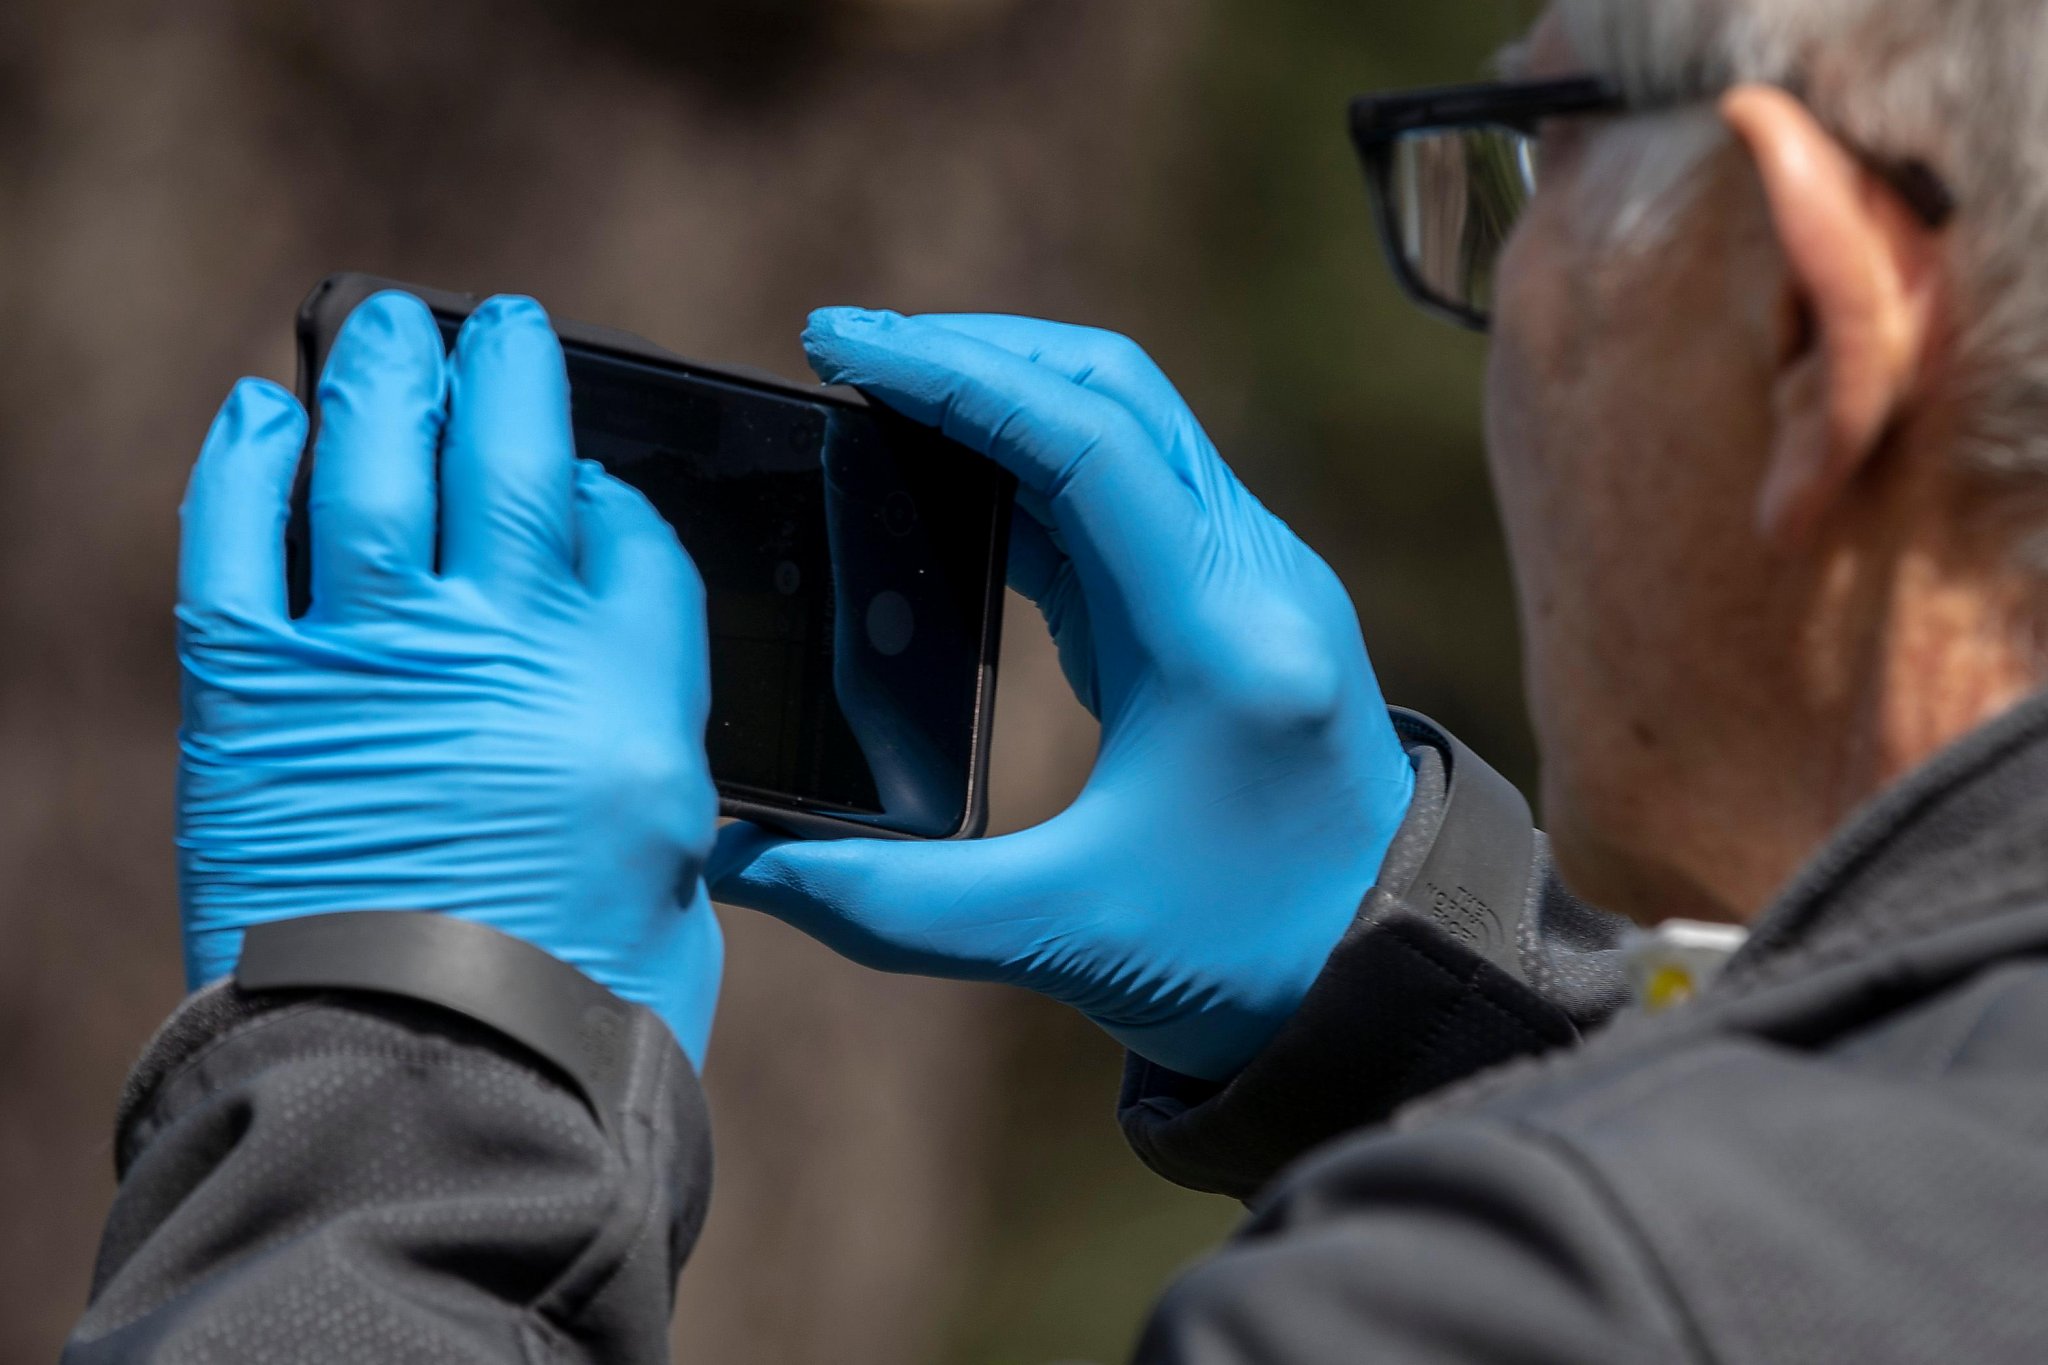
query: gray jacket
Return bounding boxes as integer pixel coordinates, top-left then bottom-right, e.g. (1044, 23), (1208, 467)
(63, 696), (2048, 1362)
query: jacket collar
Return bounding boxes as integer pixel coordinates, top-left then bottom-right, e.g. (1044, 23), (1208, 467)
(1719, 685), (2048, 996)
(1412, 687), (2048, 1129)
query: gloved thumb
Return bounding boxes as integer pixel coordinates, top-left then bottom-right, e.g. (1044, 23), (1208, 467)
(708, 820), (1053, 986)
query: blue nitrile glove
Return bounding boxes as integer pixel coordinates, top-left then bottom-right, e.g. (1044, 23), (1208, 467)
(710, 311), (1415, 1081)
(177, 292), (723, 1066)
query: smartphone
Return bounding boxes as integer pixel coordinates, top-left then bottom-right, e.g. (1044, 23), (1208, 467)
(292, 273), (1011, 841)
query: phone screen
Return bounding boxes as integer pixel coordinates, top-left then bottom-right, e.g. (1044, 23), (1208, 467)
(541, 335), (1006, 836)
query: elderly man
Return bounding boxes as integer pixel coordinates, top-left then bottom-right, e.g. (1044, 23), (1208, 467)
(66, 1), (2048, 1361)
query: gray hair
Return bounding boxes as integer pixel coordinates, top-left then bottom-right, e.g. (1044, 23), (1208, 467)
(1559, 0), (2048, 548)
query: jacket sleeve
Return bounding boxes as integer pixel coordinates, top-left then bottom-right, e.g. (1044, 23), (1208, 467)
(1132, 1120), (1697, 1364)
(63, 913), (709, 1365)
(1119, 711), (1634, 1199)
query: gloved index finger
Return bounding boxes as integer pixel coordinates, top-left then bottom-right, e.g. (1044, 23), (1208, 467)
(804, 309), (1200, 611)
(179, 377), (308, 622)
(916, 314), (1197, 462)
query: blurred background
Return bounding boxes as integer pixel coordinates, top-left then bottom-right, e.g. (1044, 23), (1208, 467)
(0, 0), (1542, 1360)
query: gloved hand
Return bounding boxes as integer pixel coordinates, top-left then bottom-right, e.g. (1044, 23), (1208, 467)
(177, 291), (723, 1066)
(710, 311), (1415, 1081)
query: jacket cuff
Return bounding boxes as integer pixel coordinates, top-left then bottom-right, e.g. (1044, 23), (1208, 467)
(118, 912), (706, 1175)
(82, 914), (711, 1363)
(1118, 711), (1630, 1200)
(235, 910), (653, 1128)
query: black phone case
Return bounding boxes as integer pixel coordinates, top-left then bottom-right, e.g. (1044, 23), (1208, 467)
(292, 272), (1005, 843)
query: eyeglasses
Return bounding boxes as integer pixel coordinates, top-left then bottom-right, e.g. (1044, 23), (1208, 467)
(1349, 77), (1959, 333)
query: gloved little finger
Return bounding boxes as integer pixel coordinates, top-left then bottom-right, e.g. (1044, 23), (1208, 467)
(1005, 511), (1066, 605)
(1007, 515), (1099, 717)
(575, 463), (705, 627)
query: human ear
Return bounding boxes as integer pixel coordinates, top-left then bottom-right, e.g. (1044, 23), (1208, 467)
(1720, 84), (1944, 547)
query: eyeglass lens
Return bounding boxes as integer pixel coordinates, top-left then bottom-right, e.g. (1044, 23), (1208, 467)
(1386, 126), (1537, 324)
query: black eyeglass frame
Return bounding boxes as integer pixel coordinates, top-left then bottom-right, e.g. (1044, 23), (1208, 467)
(1349, 76), (1958, 333)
